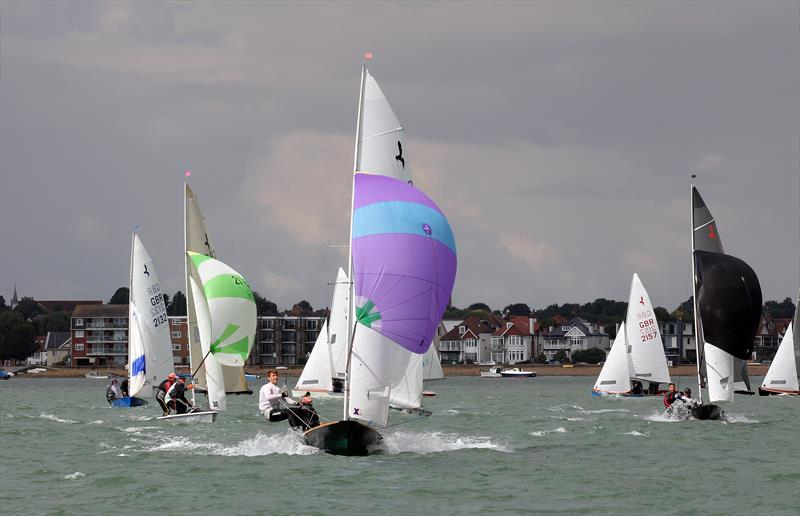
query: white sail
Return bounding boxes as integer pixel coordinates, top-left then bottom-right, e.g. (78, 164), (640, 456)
(189, 274), (226, 410)
(349, 325), (415, 427)
(704, 342), (734, 403)
(128, 233), (174, 397)
(295, 320), (333, 393)
(593, 322), (632, 394)
(761, 322), (799, 392)
(625, 273), (671, 385)
(329, 267), (350, 380)
(184, 184), (249, 395)
(357, 69), (412, 183)
(423, 345), (445, 381)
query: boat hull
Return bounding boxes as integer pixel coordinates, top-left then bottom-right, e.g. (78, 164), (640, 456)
(111, 396), (148, 408)
(758, 387), (800, 396)
(590, 390), (644, 397)
(303, 420), (382, 456)
(157, 410), (218, 423)
(500, 372), (536, 378)
(690, 404), (723, 420)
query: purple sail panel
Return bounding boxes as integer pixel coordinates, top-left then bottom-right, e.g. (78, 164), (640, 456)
(352, 174), (457, 354)
(353, 173), (440, 213)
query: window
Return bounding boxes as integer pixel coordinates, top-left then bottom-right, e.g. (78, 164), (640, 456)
(75, 330), (84, 338)
(261, 330), (274, 342)
(305, 319), (319, 330)
(75, 343), (84, 351)
(186, 344), (191, 351)
(170, 319), (181, 326)
(171, 331), (181, 338)
(561, 326), (571, 331)
(74, 318), (84, 327)
(459, 325), (465, 335)
(282, 331), (296, 342)
(305, 331), (317, 343)
(261, 319), (274, 329)
(173, 344), (181, 351)
(283, 319), (296, 330)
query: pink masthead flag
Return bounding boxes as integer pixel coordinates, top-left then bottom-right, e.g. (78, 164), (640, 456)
(363, 52), (373, 60)
(184, 170), (191, 177)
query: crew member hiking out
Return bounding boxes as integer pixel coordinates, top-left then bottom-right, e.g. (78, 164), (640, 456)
(156, 373), (177, 416)
(259, 369), (294, 422)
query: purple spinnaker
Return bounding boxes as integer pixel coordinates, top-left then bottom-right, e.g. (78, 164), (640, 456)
(352, 173), (457, 353)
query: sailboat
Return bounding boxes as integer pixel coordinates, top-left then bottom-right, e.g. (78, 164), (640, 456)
(591, 274), (670, 396)
(592, 322), (633, 396)
(293, 268), (350, 398)
(113, 233), (175, 408)
(689, 183), (762, 419)
(759, 291), (799, 396)
(302, 61), (457, 455)
(159, 184), (257, 422)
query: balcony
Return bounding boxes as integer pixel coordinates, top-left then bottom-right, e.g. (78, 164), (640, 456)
(86, 336), (127, 344)
(87, 346), (127, 356)
(87, 322), (127, 329)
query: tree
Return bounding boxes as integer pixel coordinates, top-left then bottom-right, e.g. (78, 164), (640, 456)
(571, 347), (606, 364)
(0, 311), (37, 360)
(763, 298), (796, 318)
(14, 297), (43, 320)
(466, 302), (491, 313)
(653, 306), (670, 321)
(33, 311), (71, 333)
(553, 350), (569, 363)
(0, 296), (7, 312)
(252, 291), (278, 316)
(291, 300), (313, 315)
(503, 303), (531, 316)
(109, 287), (129, 305)
(162, 293), (171, 311)
(535, 352), (547, 364)
(168, 291), (187, 316)
(443, 303), (466, 319)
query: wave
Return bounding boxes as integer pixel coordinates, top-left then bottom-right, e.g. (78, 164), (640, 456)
(87, 420), (104, 425)
(144, 430), (316, 456)
(622, 430), (648, 436)
(582, 409), (631, 414)
(721, 413), (759, 424)
(40, 413), (77, 424)
(64, 472), (85, 480)
(381, 430), (512, 454)
(530, 427), (567, 436)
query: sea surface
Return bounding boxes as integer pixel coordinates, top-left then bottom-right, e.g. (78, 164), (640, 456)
(1, 375), (798, 515)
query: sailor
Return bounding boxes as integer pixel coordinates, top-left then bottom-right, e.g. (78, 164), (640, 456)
(120, 378), (129, 397)
(630, 381), (643, 395)
(259, 369), (294, 422)
(663, 383), (678, 408)
(166, 376), (194, 414)
(106, 379), (122, 404)
(156, 373), (177, 416)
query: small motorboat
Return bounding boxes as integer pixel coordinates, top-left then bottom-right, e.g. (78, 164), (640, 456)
(85, 371), (109, 379)
(480, 367), (503, 378)
(499, 368), (536, 378)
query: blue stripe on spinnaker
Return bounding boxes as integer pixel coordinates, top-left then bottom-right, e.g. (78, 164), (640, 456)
(131, 354), (146, 376)
(352, 201), (456, 254)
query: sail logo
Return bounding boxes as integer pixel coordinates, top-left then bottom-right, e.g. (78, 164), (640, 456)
(353, 408), (361, 416)
(639, 296), (644, 305)
(708, 224), (716, 239)
(395, 141), (405, 169)
(422, 223), (432, 235)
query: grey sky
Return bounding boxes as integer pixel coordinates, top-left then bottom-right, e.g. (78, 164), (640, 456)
(1, 1), (798, 313)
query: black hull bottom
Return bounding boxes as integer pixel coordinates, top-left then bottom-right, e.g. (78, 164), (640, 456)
(758, 387), (800, 396)
(691, 404), (723, 420)
(734, 390), (755, 396)
(303, 420), (382, 456)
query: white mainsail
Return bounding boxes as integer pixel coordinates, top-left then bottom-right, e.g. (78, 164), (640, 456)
(422, 345), (445, 381)
(184, 184), (250, 396)
(593, 321), (632, 394)
(625, 273), (671, 385)
(329, 267), (350, 381)
(761, 322), (799, 392)
(295, 320), (333, 393)
(128, 233), (174, 397)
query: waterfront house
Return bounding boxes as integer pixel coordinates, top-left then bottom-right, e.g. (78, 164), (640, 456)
(537, 317), (609, 362)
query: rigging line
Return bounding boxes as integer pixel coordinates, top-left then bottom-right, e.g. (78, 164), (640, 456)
(694, 219), (716, 231)
(361, 127), (403, 141)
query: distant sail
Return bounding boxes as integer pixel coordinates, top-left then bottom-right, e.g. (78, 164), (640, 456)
(593, 321), (632, 394)
(760, 322), (799, 393)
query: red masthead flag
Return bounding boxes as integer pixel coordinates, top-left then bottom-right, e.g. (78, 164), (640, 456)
(363, 52), (373, 60)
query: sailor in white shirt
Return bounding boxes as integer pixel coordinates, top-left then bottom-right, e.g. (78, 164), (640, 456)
(259, 369), (294, 422)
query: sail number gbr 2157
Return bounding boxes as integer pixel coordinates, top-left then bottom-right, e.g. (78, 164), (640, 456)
(635, 310), (658, 343)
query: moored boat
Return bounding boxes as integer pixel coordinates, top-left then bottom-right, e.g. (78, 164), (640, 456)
(499, 368), (536, 378)
(480, 367), (502, 378)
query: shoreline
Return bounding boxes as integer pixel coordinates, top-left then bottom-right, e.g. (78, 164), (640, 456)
(7, 364), (769, 379)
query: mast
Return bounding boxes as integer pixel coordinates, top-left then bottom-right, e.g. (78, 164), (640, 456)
(690, 178), (704, 404)
(183, 183), (196, 406)
(128, 231), (136, 390)
(343, 62), (368, 421)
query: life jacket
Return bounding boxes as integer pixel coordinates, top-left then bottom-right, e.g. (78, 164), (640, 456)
(663, 391), (677, 408)
(157, 379), (173, 394)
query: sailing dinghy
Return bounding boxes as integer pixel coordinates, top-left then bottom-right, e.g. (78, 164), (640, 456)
(303, 62), (457, 455)
(759, 291), (799, 396)
(688, 184), (762, 419)
(158, 185), (257, 423)
(114, 233), (175, 408)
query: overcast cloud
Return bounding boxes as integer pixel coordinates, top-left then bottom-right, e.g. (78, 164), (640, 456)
(1, 1), (798, 312)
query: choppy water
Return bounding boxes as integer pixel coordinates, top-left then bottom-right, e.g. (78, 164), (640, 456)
(1, 376), (798, 515)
